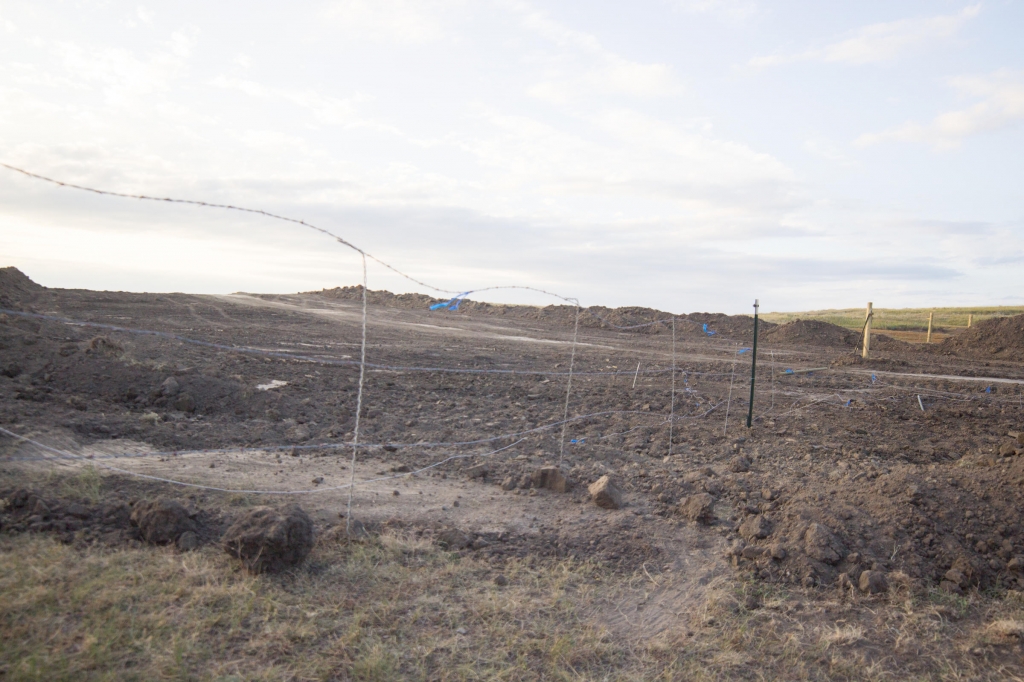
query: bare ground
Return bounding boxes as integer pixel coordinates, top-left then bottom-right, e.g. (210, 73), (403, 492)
(3, 270), (1024, 679)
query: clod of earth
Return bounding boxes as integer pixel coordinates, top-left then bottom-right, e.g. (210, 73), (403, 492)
(130, 498), (195, 545)
(679, 493), (715, 524)
(729, 455), (751, 473)
(160, 376), (180, 396)
(222, 505), (315, 573)
(177, 530), (200, 551)
(739, 515), (772, 541)
(859, 570), (888, 594)
(803, 522), (844, 564)
(436, 527), (470, 550)
(588, 475), (623, 509)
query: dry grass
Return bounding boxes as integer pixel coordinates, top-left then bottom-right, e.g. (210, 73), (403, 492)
(4, 531), (1024, 681)
(760, 305), (1024, 333)
(0, 531), (666, 681)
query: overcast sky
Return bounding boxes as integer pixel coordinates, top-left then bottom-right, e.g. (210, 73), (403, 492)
(1, 1), (1022, 313)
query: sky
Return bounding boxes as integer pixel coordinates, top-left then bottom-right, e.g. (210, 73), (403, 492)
(1, 0), (1022, 314)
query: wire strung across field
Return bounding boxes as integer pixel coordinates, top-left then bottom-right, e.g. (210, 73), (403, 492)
(2, 163), (1022, 504)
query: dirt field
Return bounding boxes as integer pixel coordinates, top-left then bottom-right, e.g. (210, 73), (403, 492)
(3, 266), (1024, 680)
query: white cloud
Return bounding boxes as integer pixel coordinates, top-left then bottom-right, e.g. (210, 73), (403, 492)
(321, 0), (452, 44)
(515, 4), (678, 101)
(857, 70), (1024, 149)
(751, 4), (980, 68)
(52, 40), (190, 96)
(669, 0), (756, 20)
(803, 136), (850, 164)
(137, 6), (154, 25)
(209, 76), (394, 131)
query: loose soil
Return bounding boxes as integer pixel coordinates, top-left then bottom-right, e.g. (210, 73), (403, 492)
(4, 267), (1024, 679)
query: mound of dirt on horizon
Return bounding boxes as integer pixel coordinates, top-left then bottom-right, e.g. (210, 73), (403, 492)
(869, 333), (911, 351)
(0, 267), (43, 309)
(760, 319), (859, 348)
(312, 285), (771, 339)
(939, 314), (1024, 362)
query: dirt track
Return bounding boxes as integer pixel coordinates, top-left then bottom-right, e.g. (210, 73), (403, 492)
(3, 268), (1024, 642)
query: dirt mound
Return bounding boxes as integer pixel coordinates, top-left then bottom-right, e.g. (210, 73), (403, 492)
(0, 486), (223, 550)
(311, 286), (770, 339)
(130, 498), (196, 545)
(761, 319), (859, 348)
(0, 267), (43, 309)
(939, 314), (1024, 361)
(727, 447), (1024, 593)
(870, 333), (911, 351)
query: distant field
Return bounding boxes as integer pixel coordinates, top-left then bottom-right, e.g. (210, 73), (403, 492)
(760, 305), (1024, 334)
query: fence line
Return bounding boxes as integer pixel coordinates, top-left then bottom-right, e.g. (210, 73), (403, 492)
(0, 307), (740, 379)
(1, 163), (1021, 507)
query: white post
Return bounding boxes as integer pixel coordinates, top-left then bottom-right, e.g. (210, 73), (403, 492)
(926, 312), (934, 344)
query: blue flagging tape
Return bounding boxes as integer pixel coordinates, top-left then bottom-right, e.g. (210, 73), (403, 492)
(986, 386), (992, 393)
(570, 438), (586, 445)
(845, 399), (852, 407)
(871, 374), (877, 383)
(785, 369), (794, 374)
(738, 348), (751, 354)
(703, 323), (716, 336)
(430, 291), (470, 311)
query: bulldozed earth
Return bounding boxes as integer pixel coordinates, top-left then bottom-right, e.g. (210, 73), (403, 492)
(3, 265), (1024, 680)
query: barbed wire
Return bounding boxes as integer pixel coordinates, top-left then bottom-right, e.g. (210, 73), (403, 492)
(2, 162), (1021, 507)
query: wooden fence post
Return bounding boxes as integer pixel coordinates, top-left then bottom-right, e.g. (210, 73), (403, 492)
(926, 312), (934, 344)
(968, 314), (973, 328)
(862, 302), (873, 359)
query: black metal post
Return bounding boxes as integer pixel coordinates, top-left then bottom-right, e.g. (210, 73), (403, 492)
(746, 299), (759, 428)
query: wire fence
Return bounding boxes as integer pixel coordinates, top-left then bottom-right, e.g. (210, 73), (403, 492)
(2, 163), (1023, 518)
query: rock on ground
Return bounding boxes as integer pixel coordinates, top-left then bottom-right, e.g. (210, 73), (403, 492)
(222, 505), (315, 573)
(533, 466), (572, 493)
(588, 475), (623, 509)
(130, 498), (195, 545)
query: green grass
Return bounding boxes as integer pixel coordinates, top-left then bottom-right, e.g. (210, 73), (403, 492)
(44, 465), (103, 504)
(760, 306), (1024, 332)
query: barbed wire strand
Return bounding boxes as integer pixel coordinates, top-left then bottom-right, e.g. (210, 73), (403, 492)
(0, 425), (526, 495)
(346, 254), (368, 535)
(668, 315), (676, 458)
(0, 402), (725, 464)
(558, 302), (581, 466)
(0, 307), (741, 380)
(723, 358), (737, 436)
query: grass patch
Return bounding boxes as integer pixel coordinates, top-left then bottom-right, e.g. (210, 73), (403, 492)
(760, 306), (1024, 332)
(0, 532), (666, 681)
(44, 465), (103, 504)
(4, 531), (1024, 680)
